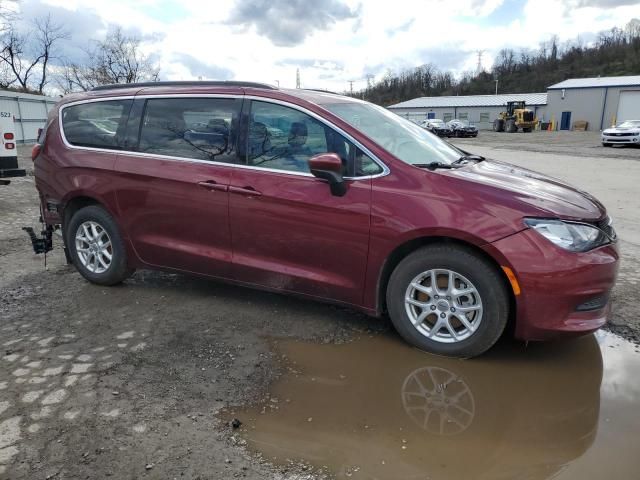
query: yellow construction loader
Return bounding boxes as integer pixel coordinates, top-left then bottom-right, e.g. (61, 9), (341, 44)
(493, 101), (537, 133)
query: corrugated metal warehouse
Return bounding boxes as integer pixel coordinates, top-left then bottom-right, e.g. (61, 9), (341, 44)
(388, 75), (640, 132)
(0, 90), (59, 143)
(388, 93), (548, 130)
(546, 76), (640, 131)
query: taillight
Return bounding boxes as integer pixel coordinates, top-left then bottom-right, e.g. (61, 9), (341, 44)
(5, 142), (14, 149)
(3, 132), (14, 140)
(31, 143), (41, 161)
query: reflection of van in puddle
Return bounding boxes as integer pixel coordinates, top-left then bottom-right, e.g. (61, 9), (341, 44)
(232, 334), (602, 480)
(0, 111), (24, 184)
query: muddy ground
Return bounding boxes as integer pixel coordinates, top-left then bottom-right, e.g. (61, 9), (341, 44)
(1, 135), (640, 479)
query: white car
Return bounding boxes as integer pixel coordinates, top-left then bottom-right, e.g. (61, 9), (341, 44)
(602, 120), (640, 147)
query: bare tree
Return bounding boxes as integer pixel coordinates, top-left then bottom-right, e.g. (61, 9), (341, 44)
(59, 26), (159, 93)
(35, 15), (68, 93)
(0, 14), (67, 93)
(0, 29), (37, 91)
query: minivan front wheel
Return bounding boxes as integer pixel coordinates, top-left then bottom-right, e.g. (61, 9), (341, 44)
(66, 205), (133, 285)
(387, 245), (508, 357)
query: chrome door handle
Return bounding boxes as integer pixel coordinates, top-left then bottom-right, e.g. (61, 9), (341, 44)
(229, 186), (262, 197)
(197, 180), (227, 192)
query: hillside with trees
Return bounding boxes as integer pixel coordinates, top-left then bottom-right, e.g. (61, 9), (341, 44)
(359, 19), (640, 106)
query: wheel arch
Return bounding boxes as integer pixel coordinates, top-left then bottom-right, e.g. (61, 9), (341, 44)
(375, 235), (517, 333)
(61, 193), (119, 231)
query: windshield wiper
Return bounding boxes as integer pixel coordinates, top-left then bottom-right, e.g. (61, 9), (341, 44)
(453, 154), (485, 165)
(413, 162), (455, 170)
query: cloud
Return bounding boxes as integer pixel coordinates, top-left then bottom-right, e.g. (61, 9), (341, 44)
(386, 18), (415, 36)
(277, 58), (344, 70)
(226, 0), (361, 46)
(175, 54), (234, 80)
(17, 0), (106, 64)
(575, 0), (640, 6)
(418, 48), (472, 72)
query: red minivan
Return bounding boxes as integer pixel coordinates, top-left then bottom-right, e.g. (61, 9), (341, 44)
(32, 81), (619, 357)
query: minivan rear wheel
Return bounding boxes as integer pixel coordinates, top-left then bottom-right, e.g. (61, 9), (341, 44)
(386, 245), (509, 358)
(66, 205), (133, 285)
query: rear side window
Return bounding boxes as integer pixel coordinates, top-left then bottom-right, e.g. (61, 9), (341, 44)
(138, 97), (241, 163)
(62, 100), (132, 149)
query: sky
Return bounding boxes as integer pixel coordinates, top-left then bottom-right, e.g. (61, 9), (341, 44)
(11, 0), (640, 92)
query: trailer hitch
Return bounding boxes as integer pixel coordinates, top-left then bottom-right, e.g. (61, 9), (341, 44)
(23, 225), (54, 254)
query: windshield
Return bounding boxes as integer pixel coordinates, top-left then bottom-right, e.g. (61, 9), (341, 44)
(617, 121), (640, 128)
(323, 102), (461, 165)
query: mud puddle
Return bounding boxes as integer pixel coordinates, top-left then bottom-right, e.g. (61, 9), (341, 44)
(227, 331), (640, 479)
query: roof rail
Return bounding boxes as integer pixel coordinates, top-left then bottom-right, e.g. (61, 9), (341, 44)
(303, 88), (342, 95)
(91, 81), (278, 91)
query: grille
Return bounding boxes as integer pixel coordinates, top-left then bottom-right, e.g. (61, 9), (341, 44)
(576, 294), (609, 312)
(594, 216), (617, 240)
(609, 132), (634, 137)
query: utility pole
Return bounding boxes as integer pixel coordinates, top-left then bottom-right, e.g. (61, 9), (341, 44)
(274, 80), (280, 87)
(365, 74), (374, 89)
(296, 69), (301, 89)
(348, 80), (354, 95)
(476, 50), (485, 74)
(494, 78), (499, 95)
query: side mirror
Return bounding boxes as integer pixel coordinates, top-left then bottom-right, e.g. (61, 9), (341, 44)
(308, 153), (347, 197)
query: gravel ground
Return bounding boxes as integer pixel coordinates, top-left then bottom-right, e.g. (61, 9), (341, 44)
(1, 133), (639, 479)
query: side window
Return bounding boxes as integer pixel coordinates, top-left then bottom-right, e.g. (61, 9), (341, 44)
(247, 101), (382, 176)
(62, 100), (132, 149)
(138, 97), (241, 163)
(479, 112), (490, 123)
(443, 112), (453, 123)
(248, 101), (328, 173)
(355, 150), (383, 176)
(458, 112), (469, 121)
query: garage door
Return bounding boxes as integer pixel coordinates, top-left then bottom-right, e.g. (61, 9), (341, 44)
(617, 90), (640, 122)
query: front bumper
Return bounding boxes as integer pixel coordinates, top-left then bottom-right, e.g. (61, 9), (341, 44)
(457, 129), (478, 137)
(0, 168), (26, 179)
(490, 228), (619, 341)
(434, 128), (452, 137)
(602, 134), (639, 144)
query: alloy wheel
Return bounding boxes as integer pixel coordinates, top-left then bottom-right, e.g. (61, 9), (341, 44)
(75, 221), (113, 274)
(404, 269), (483, 343)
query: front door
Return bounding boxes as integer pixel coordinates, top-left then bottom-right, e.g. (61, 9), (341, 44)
(115, 96), (242, 277)
(560, 111), (572, 130)
(228, 100), (384, 306)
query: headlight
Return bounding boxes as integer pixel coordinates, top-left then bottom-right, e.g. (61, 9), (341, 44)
(524, 218), (609, 252)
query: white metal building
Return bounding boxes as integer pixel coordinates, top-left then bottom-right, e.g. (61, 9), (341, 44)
(0, 90), (59, 143)
(387, 93), (548, 130)
(546, 75), (640, 131)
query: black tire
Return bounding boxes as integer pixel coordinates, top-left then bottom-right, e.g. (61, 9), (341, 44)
(522, 128), (532, 133)
(386, 245), (509, 358)
(493, 119), (504, 132)
(505, 119), (517, 133)
(66, 205), (133, 286)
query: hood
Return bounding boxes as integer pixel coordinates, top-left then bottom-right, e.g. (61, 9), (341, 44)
(444, 160), (605, 221)
(603, 126), (640, 134)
